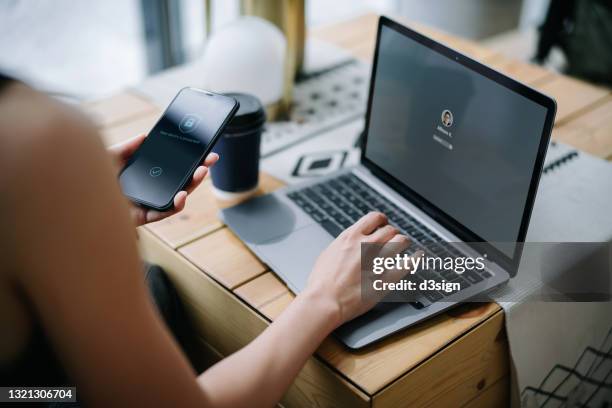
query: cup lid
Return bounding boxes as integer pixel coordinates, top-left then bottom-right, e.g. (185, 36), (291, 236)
(224, 92), (266, 130)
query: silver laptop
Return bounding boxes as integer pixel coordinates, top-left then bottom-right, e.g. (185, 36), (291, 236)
(221, 16), (556, 349)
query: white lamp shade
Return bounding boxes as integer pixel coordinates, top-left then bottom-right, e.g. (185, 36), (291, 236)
(201, 16), (286, 106)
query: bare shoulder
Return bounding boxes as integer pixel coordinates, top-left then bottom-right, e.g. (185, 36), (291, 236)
(0, 84), (107, 191)
(0, 84), (118, 277)
(0, 84), (115, 203)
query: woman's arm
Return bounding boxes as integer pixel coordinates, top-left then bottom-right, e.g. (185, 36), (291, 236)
(3, 84), (411, 407)
(198, 213), (408, 407)
(198, 290), (338, 407)
(4, 84), (210, 407)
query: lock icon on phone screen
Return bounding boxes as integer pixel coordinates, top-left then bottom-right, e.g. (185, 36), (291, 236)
(179, 114), (201, 134)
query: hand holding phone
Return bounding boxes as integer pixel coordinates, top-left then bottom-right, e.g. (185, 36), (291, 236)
(110, 134), (216, 225)
(119, 88), (239, 211)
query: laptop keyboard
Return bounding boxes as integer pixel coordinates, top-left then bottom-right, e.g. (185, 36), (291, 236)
(287, 173), (492, 306)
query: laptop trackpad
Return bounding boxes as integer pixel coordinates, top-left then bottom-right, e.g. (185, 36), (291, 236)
(221, 194), (298, 244)
(258, 224), (333, 292)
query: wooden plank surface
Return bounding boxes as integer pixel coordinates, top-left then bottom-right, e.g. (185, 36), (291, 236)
(406, 20), (499, 62)
(146, 173), (284, 249)
(535, 74), (610, 125)
(309, 13), (378, 61)
(486, 55), (554, 86)
(100, 110), (161, 146)
(179, 228), (267, 290)
(235, 272), (289, 310)
(81, 90), (157, 128)
(235, 272), (502, 395)
(462, 376), (510, 408)
(138, 228), (370, 408)
(310, 13), (499, 63)
(372, 310), (508, 408)
(553, 95), (612, 160)
(146, 179), (224, 249)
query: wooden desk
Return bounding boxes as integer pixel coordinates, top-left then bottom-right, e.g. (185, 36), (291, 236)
(82, 13), (611, 407)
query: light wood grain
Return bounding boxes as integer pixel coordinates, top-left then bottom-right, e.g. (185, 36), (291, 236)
(553, 95), (612, 160)
(383, 15), (499, 62)
(535, 74), (610, 125)
(235, 272), (290, 309)
(146, 179), (223, 248)
(233, 272), (502, 395)
(310, 13), (379, 59)
(349, 41), (378, 63)
(407, 20), (499, 62)
(81, 90), (157, 128)
(462, 376), (510, 408)
(372, 311), (508, 407)
(486, 55), (554, 85)
(138, 228), (370, 408)
(146, 173), (284, 249)
(311, 13), (499, 64)
(321, 304), (502, 396)
(139, 228), (257, 354)
(100, 110), (161, 146)
(260, 292), (295, 321)
(179, 228), (267, 290)
(236, 274), (294, 321)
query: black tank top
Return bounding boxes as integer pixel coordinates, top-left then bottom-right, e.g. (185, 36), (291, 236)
(0, 73), (14, 91)
(0, 324), (70, 387)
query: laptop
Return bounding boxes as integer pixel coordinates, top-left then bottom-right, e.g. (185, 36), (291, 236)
(221, 16), (556, 349)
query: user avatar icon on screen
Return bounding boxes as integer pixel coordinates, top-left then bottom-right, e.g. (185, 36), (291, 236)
(441, 110), (453, 127)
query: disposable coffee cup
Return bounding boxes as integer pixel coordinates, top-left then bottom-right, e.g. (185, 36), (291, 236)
(210, 93), (266, 200)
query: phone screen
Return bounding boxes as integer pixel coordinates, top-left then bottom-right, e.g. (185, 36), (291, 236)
(119, 88), (238, 209)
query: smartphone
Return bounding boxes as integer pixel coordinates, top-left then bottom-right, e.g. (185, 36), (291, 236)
(119, 88), (239, 211)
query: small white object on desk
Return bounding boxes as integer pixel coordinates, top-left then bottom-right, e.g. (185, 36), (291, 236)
(132, 38), (370, 160)
(200, 16), (286, 107)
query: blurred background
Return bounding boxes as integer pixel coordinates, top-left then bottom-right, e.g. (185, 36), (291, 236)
(0, 0), (570, 100)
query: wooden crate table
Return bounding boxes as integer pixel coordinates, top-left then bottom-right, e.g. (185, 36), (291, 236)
(82, 13), (611, 407)
(138, 196), (508, 408)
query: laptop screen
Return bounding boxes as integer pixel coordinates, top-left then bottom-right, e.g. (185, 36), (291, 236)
(363, 20), (552, 262)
